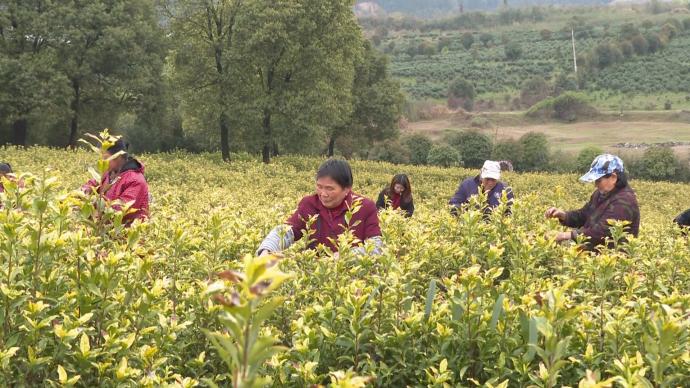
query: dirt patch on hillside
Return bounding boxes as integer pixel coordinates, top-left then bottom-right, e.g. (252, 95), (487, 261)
(405, 119), (690, 155)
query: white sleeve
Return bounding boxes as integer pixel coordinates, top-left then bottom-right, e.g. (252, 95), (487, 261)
(352, 235), (384, 256)
(256, 225), (295, 256)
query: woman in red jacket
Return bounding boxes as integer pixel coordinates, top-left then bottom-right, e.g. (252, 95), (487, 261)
(82, 139), (150, 224)
(256, 159), (382, 256)
(0, 162), (12, 193)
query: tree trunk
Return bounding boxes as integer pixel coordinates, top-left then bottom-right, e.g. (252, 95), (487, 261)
(12, 118), (28, 147)
(68, 79), (80, 148)
(213, 23), (232, 162)
(220, 111), (230, 162)
(327, 136), (336, 157)
(262, 108), (271, 164)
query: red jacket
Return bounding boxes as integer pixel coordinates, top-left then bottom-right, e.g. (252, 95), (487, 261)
(1, 177), (23, 195)
(286, 191), (381, 252)
(83, 158), (149, 224)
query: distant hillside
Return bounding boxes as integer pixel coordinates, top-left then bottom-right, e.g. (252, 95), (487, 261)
(356, 0), (675, 17)
(359, 4), (690, 111)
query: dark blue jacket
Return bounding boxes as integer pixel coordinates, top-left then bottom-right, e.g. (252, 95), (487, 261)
(449, 175), (513, 216)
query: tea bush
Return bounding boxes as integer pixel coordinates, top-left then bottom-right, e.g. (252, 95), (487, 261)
(1, 145), (689, 386)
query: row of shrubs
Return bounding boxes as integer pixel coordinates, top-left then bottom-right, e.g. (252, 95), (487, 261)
(448, 74), (587, 116)
(574, 18), (690, 76)
(369, 130), (690, 182)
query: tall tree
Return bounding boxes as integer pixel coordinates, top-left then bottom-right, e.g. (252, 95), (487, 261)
(0, 1), (61, 146)
(327, 41), (403, 157)
(234, 0), (361, 163)
(49, 0), (165, 147)
(167, 0), (243, 162)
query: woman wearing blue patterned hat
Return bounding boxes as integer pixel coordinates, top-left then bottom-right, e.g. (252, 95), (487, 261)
(545, 154), (640, 250)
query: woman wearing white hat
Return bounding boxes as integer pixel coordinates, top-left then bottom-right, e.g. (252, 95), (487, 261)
(449, 160), (514, 217)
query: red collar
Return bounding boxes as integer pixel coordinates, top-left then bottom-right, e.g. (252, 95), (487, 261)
(317, 191), (353, 216)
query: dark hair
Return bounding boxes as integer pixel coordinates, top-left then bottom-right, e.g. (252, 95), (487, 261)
(0, 162), (12, 174)
(106, 138), (129, 155)
(601, 170), (628, 189)
(387, 174), (413, 203)
(316, 159), (353, 188)
(614, 171), (628, 188)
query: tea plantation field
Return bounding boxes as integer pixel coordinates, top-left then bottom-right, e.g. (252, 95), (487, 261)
(1, 147), (689, 386)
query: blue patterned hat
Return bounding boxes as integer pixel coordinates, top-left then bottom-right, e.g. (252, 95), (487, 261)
(579, 154), (624, 182)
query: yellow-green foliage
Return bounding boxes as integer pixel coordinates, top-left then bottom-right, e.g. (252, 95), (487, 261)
(1, 147), (689, 387)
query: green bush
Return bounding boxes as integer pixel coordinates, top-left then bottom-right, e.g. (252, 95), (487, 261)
(427, 144), (462, 167)
(631, 34), (648, 55)
(619, 41), (634, 58)
(470, 116), (492, 128)
(576, 146), (604, 172)
(540, 29), (552, 40)
(460, 32), (474, 50)
(519, 132), (550, 171)
(402, 134), (433, 165)
(594, 42), (623, 69)
(553, 72), (578, 95)
(548, 150), (577, 173)
(437, 36), (452, 51)
(448, 77), (475, 110)
(620, 23), (640, 40)
(445, 131), (493, 168)
(491, 139), (524, 170)
(661, 23), (679, 40)
(370, 140), (411, 165)
(665, 17), (683, 30)
(526, 96), (553, 119)
(526, 92), (597, 122)
(520, 76), (551, 108)
(418, 41), (437, 57)
(504, 41), (522, 60)
(479, 32), (494, 47)
(646, 32), (661, 53)
(632, 147), (680, 181)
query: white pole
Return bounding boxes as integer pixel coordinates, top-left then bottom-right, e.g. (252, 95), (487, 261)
(571, 28), (578, 74)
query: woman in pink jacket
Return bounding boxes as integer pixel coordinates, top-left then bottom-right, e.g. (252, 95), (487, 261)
(83, 139), (149, 224)
(0, 162), (12, 193)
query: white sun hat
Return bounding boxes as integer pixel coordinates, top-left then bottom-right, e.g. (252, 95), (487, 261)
(480, 160), (501, 180)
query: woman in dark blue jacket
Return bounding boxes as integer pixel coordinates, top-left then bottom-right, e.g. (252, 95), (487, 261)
(449, 160), (513, 216)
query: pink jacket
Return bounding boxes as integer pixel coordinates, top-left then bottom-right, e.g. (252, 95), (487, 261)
(83, 158), (149, 224)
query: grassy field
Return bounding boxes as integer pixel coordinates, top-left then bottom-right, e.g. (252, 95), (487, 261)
(405, 111), (690, 156)
(412, 91), (690, 113)
(585, 91), (690, 112)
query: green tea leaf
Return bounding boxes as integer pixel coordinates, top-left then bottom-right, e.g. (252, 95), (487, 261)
(424, 279), (437, 321)
(79, 333), (90, 356)
(490, 294), (506, 330)
(57, 365), (67, 384)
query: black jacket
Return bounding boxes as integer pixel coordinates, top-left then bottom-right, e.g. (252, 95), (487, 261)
(674, 208), (690, 228)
